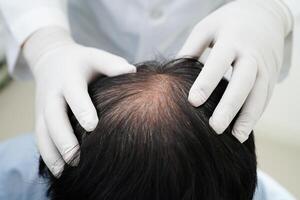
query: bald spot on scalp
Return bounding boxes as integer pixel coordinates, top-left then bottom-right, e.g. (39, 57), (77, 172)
(97, 73), (184, 129)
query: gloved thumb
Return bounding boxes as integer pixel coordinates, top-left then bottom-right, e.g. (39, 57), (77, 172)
(85, 47), (136, 76)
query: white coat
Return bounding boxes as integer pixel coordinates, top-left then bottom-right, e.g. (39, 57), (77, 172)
(0, 0), (299, 80)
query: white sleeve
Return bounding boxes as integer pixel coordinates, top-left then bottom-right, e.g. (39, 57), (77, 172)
(276, 0), (300, 81)
(0, 0), (70, 79)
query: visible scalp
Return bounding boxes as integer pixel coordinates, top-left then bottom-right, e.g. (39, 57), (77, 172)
(97, 72), (184, 130)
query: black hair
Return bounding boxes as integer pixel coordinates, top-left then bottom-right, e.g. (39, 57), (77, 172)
(39, 58), (257, 200)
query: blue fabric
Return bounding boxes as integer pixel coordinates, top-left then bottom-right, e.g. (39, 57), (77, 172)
(253, 170), (296, 200)
(0, 134), (296, 200)
(0, 134), (48, 200)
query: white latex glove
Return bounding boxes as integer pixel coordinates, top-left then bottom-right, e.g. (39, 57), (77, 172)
(178, 0), (293, 142)
(23, 26), (136, 176)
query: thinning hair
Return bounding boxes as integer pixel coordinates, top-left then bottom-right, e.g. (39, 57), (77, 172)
(40, 58), (257, 200)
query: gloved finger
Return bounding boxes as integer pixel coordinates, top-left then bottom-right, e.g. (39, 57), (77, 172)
(85, 48), (136, 76)
(188, 40), (236, 107)
(232, 73), (269, 143)
(44, 95), (80, 165)
(209, 58), (257, 134)
(63, 74), (99, 132)
(35, 116), (65, 177)
(177, 19), (215, 58)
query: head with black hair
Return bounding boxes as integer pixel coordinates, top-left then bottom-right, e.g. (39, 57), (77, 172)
(39, 58), (257, 200)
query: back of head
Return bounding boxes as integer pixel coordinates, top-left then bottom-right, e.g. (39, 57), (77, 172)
(40, 58), (257, 200)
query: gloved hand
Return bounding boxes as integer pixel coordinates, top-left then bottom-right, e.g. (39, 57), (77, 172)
(23, 26), (136, 176)
(178, 0), (292, 142)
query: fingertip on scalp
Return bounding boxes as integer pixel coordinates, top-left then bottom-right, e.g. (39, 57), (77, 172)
(188, 90), (206, 107)
(82, 116), (99, 132)
(232, 129), (249, 143)
(107, 64), (137, 76)
(50, 161), (65, 178)
(128, 64), (137, 73)
(209, 117), (224, 135)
